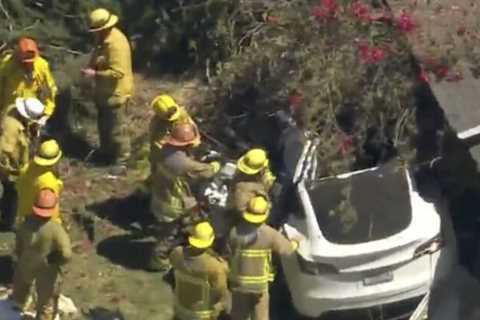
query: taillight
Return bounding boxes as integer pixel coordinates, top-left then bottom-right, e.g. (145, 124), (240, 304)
(414, 235), (444, 258)
(296, 253), (338, 275)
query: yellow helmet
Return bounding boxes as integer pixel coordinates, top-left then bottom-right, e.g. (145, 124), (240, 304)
(188, 221), (215, 249)
(151, 95), (181, 122)
(34, 139), (62, 167)
(88, 8), (118, 32)
(237, 148), (269, 175)
(243, 196), (270, 224)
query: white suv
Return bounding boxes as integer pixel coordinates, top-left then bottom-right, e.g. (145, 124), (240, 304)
(280, 140), (457, 318)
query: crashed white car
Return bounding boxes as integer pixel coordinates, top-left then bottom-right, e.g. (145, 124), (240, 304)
(281, 140), (456, 318)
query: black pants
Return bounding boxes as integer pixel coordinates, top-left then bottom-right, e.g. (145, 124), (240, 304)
(0, 179), (18, 230)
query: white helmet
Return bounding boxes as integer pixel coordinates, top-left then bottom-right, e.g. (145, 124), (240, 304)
(15, 98), (45, 122)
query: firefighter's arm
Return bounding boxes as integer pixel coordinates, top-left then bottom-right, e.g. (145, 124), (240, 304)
(57, 178), (64, 193)
(261, 167), (277, 190)
(233, 187), (253, 212)
(19, 130), (29, 172)
(42, 64), (58, 117)
(209, 257), (229, 312)
(269, 226), (297, 256)
(95, 40), (126, 80)
(181, 155), (220, 180)
(233, 184), (268, 212)
(94, 67), (123, 79)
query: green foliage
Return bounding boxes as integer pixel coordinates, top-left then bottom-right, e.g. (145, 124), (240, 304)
(207, 0), (418, 176)
(120, 0), (256, 72)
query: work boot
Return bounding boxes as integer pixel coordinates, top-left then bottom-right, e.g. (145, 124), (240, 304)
(90, 150), (112, 166)
(36, 299), (57, 320)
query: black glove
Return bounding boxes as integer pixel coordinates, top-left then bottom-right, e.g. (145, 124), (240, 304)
(200, 150), (223, 162)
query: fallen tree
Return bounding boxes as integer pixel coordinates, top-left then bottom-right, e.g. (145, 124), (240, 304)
(204, 0), (420, 177)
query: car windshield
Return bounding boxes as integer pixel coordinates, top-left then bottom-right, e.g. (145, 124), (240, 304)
(306, 164), (412, 244)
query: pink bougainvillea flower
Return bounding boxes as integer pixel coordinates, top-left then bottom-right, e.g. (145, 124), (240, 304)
(288, 91), (304, 114)
(446, 71), (464, 82)
(321, 0), (338, 12)
(433, 65), (449, 79)
(396, 10), (416, 33)
(352, 1), (371, 22)
(357, 41), (386, 64)
(370, 47), (386, 63)
(311, 6), (330, 21)
(418, 68), (430, 84)
(311, 0), (339, 21)
(338, 135), (354, 156)
(357, 40), (371, 62)
(288, 93), (304, 107)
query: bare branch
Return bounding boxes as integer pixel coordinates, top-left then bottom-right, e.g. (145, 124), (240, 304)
(47, 44), (83, 56)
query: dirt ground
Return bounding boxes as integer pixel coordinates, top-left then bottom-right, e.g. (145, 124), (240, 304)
(0, 75), (211, 320)
(1, 2), (480, 317)
(0, 74), (395, 320)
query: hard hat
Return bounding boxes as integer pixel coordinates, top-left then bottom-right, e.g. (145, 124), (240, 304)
(164, 122), (201, 147)
(32, 188), (58, 218)
(237, 148), (269, 175)
(188, 221), (215, 249)
(15, 98), (45, 123)
(243, 196), (270, 224)
(88, 8), (119, 32)
(17, 37), (39, 63)
(151, 95), (181, 122)
(34, 139), (63, 167)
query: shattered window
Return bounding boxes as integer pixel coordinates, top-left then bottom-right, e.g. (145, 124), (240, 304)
(307, 164), (412, 244)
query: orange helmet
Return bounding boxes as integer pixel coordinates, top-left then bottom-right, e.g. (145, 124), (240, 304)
(17, 37), (39, 64)
(32, 188), (58, 218)
(164, 122), (201, 147)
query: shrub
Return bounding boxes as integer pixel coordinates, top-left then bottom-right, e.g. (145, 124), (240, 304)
(206, 0), (419, 176)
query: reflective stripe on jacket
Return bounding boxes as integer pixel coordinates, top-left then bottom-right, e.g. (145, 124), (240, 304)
(174, 269), (214, 320)
(228, 224), (296, 293)
(230, 248), (274, 293)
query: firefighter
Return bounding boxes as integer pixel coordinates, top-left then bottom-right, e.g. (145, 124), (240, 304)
(16, 139), (63, 227)
(230, 148), (276, 219)
(150, 94), (193, 150)
(82, 8), (134, 168)
(11, 188), (72, 320)
(229, 195), (298, 320)
(0, 37), (57, 122)
(0, 98), (46, 230)
(149, 94), (194, 173)
(170, 221), (229, 320)
(148, 122), (220, 271)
